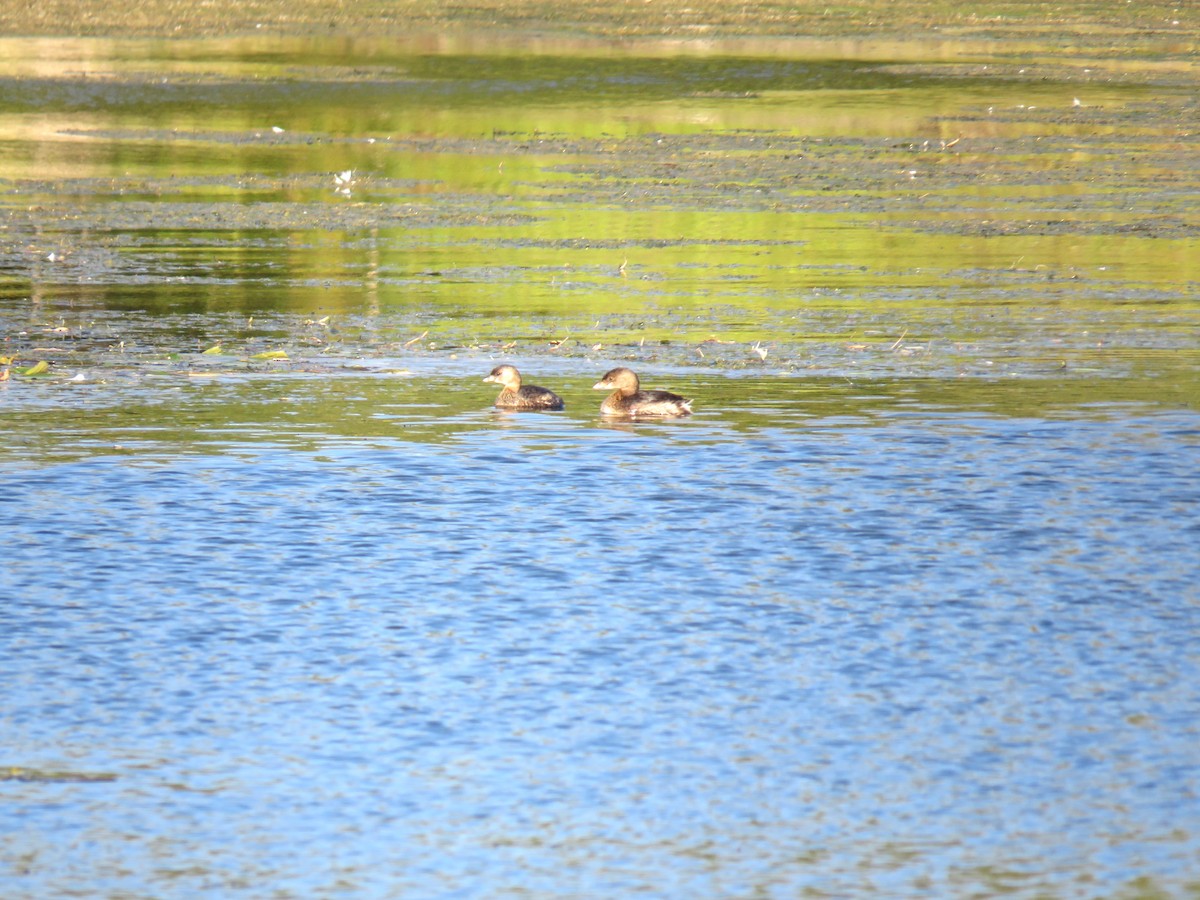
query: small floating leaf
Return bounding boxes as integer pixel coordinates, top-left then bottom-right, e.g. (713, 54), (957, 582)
(201, 344), (223, 355)
(251, 350), (289, 360)
(0, 355), (12, 365)
(20, 360), (49, 376)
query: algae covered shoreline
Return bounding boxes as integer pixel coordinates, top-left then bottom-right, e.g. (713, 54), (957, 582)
(0, 0), (1195, 45)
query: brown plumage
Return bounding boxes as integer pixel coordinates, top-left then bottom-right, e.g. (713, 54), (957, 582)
(483, 365), (564, 410)
(593, 367), (692, 418)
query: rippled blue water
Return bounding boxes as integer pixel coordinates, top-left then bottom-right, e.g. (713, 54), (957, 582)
(2, 398), (1198, 898)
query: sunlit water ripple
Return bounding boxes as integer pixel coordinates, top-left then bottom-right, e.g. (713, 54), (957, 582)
(2, 404), (1198, 898)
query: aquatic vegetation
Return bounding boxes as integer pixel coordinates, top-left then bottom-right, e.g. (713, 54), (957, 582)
(1, 766), (117, 783)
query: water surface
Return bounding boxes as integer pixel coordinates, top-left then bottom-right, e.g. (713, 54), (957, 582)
(2, 29), (1199, 900)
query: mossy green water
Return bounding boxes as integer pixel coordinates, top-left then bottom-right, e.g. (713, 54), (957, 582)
(1, 29), (1196, 456)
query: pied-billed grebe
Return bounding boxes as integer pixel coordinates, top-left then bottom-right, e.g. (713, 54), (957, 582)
(593, 367), (692, 417)
(483, 365), (564, 410)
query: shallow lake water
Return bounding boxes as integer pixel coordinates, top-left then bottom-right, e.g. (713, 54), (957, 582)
(2, 30), (1199, 900)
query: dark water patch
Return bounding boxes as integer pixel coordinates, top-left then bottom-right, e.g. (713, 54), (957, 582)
(0, 56), (990, 115)
(880, 60), (1200, 89)
(4, 197), (538, 236)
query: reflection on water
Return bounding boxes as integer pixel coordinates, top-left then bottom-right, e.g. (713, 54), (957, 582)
(1, 28), (1199, 900)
